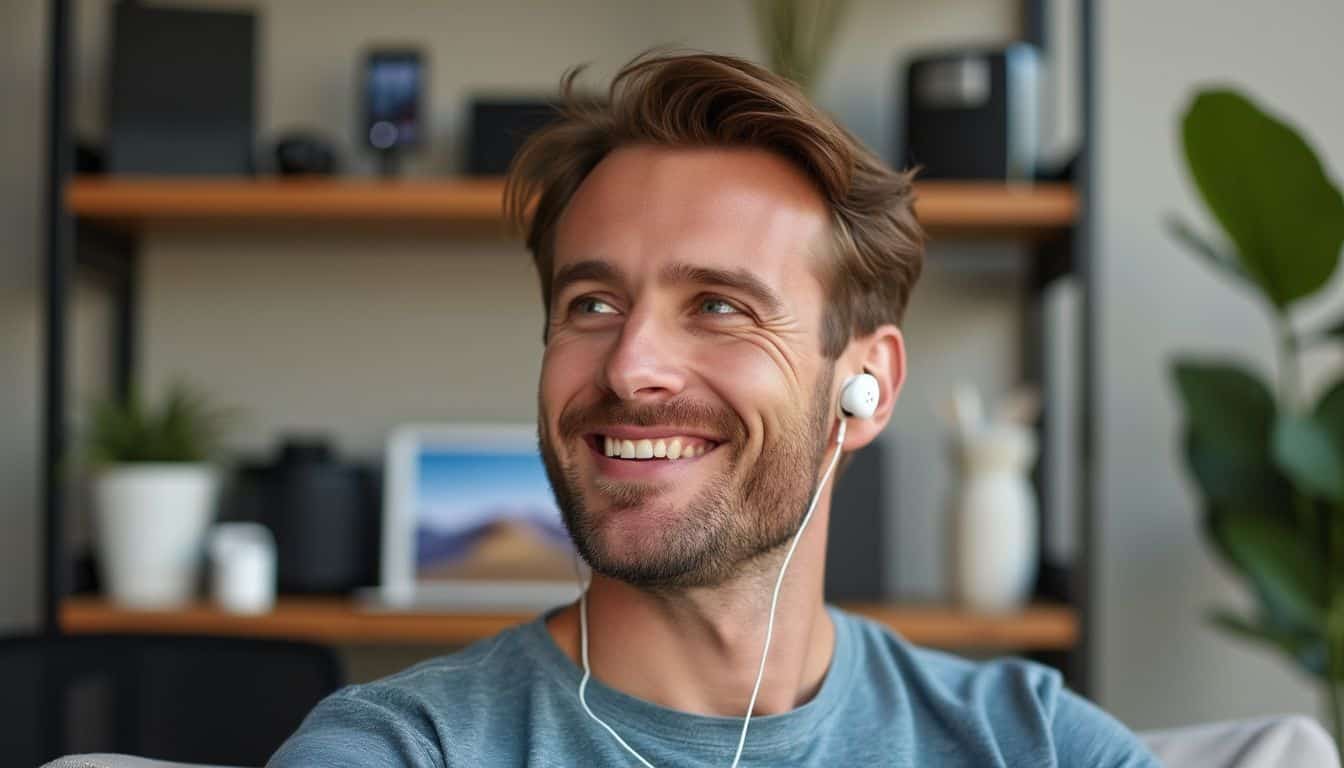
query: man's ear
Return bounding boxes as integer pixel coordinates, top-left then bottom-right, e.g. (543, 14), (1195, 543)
(840, 324), (906, 452)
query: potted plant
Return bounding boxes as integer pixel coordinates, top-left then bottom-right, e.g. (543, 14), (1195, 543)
(85, 382), (233, 608)
(1168, 87), (1344, 753)
(751, 0), (853, 96)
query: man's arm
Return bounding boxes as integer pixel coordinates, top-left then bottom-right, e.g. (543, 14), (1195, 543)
(267, 690), (444, 768)
(1050, 686), (1163, 767)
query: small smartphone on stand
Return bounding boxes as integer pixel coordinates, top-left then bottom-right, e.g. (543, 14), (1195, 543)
(362, 48), (424, 177)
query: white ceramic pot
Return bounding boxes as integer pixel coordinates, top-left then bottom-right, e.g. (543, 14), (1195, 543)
(951, 424), (1039, 613)
(93, 463), (219, 608)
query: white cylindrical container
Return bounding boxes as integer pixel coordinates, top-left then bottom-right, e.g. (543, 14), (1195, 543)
(209, 522), (277, 614)
(951, 424), (1039, 613)
(93, 464), (219, 608)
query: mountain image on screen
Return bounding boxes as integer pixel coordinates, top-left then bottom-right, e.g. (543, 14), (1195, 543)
(413, 448), (574, 581)
(416, 514), (575, 582)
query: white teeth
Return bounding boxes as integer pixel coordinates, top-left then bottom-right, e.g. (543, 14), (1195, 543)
(600, 435), (714, 460)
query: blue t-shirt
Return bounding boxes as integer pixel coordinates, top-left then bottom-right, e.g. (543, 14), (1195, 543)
(269, 605), (1160, 767)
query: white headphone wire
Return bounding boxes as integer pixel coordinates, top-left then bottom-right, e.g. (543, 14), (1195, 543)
(574, 417), (849, 768)
(578, 581), (658, 767)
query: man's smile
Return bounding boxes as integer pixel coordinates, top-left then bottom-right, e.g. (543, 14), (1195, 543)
(582, 427), (726, 480)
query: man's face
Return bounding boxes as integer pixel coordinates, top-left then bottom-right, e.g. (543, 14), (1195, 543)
(538, 146), (838, 589)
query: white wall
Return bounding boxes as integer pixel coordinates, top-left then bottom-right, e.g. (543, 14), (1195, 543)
(1096, 0), (1344, 729)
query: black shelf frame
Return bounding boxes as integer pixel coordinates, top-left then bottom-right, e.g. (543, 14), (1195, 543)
(39, 0), (1099, 696)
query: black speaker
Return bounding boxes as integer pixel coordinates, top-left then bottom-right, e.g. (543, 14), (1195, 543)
(107, 4), (256, 176)
(222, 439), (380, 594)
(466, 98), (565, 176)
(902, 44), (1041, 181)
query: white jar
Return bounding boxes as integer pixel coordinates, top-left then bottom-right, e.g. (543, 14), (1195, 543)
(209, 522), (277, 614)
(93, 464), (219, 608)
(950, 424), (1039, 613)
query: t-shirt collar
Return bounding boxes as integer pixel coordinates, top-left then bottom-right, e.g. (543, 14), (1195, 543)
(520, 603), (857, 756)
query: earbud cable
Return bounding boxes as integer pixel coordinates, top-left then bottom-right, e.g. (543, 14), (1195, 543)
(575, 418), (848, 767)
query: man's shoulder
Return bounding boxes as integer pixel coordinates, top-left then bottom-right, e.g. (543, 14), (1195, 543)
(269, 621), (550, 767)
(338, 619), (544, 712)
(833, 607), (1158, 765)
(833, 606), (1065, 704)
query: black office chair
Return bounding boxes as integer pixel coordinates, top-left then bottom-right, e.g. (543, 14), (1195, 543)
(0, 634), (343, 767)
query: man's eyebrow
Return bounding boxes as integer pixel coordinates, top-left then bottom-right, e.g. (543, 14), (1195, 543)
(659, 262), (786, 316)
(551, 260), (623, 301)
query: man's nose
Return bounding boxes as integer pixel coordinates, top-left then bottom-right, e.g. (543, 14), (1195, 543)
(600, 308), (686, 403)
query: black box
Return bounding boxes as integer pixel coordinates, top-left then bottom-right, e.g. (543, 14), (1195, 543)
(107, 5), (256, 175)
(901, 44), (1040, 181)
(466, 98), (565, 176)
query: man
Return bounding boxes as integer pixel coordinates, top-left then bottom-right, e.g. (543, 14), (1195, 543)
(270, 50), (1159, 767)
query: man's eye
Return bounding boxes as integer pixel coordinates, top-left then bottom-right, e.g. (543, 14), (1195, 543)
(574, 297), (618, 315)
(700, 298), (740, 315)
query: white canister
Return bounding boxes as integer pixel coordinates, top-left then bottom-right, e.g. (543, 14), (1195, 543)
(950, 423), (1039, 613)
(208, 522), (277, 614)
(94, 464), (219, 608)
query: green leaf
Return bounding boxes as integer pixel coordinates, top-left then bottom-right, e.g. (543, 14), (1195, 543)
(1171, 360), (1276, 452)
(1315, 379), (1344, 439)
(1303, 315), (1344, 346)
(1308, 384), (1344, 573)
(1165, 214), (1249, 284)
(1208, 608), (1327, 679)
(1200, 507), (1238, 570)
(1184, 428), (1284, 507)
(1211, 510), (1324, 633)
(1172, 362), (1287, 511)
(1180, 88), (1344, 309)
(1273, 413), (1344, 501)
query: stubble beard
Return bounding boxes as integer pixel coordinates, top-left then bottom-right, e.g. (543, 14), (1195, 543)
(539, 366), (835, 591)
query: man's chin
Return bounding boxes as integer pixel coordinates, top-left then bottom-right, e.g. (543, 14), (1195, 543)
(571, 502), (713, 579)
(580, 496), (687, 543)
(588, 477), (675, 511)
(579, 543), (709, 590)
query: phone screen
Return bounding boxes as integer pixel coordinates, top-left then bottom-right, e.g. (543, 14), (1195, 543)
(365, 51), (422, 149)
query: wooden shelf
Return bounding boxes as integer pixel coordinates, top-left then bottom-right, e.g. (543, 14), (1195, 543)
(60, 596), (1077, 650)
(68, 177), (1077, 239)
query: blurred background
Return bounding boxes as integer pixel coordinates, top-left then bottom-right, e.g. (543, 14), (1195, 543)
(3, 0), (1344, 764)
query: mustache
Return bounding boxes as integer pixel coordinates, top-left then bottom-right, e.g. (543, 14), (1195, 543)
(557, 394), (745, 442)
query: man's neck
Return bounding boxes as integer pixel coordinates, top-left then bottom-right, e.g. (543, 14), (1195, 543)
(544, 514), (835, 718)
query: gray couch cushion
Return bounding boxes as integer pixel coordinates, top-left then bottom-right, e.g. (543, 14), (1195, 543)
(42, 755), (238, 768)
(1139, 715), (1338, 768)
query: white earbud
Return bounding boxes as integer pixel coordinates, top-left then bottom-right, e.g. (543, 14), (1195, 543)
(839, 372), (880, 420)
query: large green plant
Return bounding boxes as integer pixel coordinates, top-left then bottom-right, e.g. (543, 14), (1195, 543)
(1169, 88), (1344, 751)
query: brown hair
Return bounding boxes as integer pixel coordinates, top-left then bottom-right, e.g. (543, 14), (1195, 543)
(503, 49), (924, 358)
